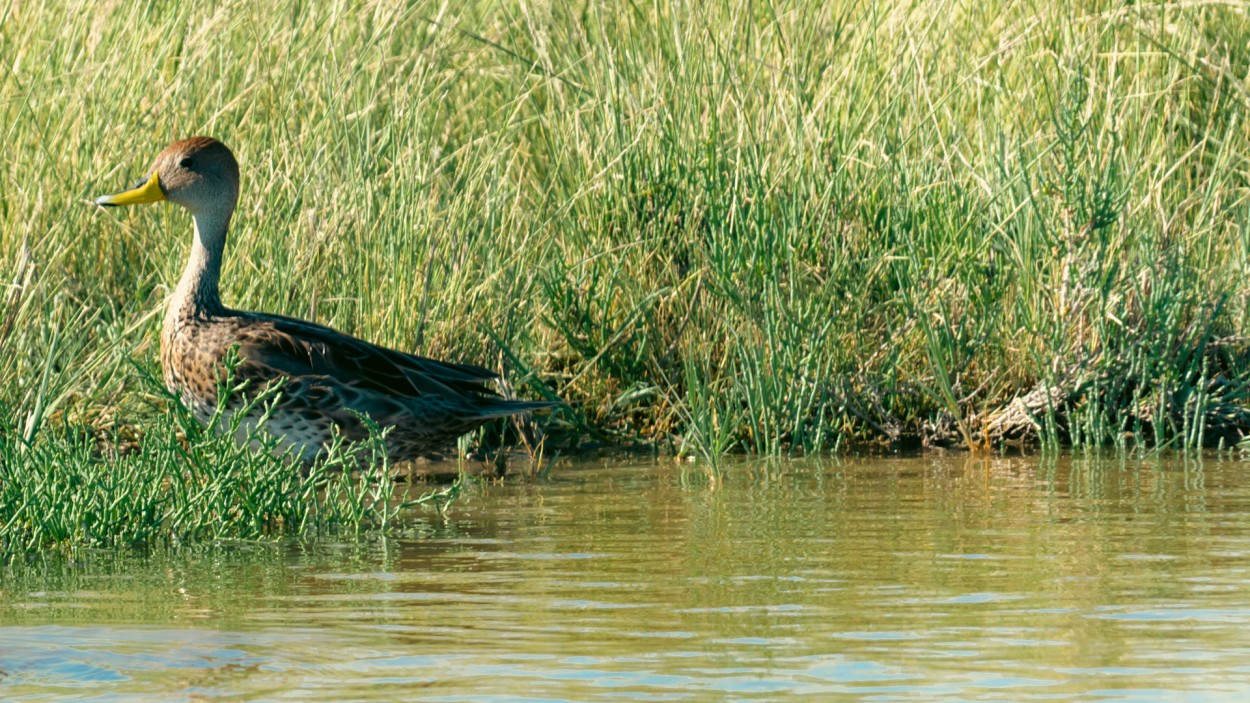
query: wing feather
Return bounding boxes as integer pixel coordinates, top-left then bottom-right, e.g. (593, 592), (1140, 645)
(232, 312), (500, 400)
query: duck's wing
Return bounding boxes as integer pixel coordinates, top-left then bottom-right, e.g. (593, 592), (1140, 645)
(230, 311), (500, 400)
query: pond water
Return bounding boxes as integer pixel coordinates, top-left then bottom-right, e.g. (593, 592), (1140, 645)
(3, 454), (1250, 702)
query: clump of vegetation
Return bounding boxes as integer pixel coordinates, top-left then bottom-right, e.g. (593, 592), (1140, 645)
(2, 0), (1248, 480)
(0, 369), (459, 557)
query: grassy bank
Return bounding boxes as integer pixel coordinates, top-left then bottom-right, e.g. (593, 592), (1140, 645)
(0, 373), (465, 555)
(3, 0), (1249, 474)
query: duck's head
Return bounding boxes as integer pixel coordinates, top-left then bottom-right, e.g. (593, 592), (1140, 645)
(96, 137), (240, 216)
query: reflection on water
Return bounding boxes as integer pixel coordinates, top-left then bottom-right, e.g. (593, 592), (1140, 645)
(3, 454), (1250, 701)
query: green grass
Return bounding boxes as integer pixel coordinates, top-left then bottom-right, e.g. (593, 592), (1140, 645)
(2, 0), (1250, 529)
(0, 363), (463, 555)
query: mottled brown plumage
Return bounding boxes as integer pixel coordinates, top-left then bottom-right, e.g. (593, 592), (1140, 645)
(98, 136), (555, 464)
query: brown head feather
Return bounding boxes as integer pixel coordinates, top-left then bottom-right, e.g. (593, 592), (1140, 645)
(151, 136), (240, 214)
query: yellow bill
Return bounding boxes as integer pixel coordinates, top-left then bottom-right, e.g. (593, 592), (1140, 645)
(95, 170), (165, 207)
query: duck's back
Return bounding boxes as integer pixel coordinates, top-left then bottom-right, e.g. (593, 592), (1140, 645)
(160, 309), (553, 463)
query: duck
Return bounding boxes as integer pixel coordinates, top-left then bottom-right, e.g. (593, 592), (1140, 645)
(96, 136), (556, 465)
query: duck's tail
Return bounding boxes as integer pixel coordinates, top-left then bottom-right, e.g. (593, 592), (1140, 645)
(474, 399), (563, 419)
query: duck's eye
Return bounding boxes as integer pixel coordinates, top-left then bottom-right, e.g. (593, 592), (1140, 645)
(179, 157), (193, 169)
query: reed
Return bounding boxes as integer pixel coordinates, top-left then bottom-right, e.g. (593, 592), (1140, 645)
(2, 0), (1247, 482)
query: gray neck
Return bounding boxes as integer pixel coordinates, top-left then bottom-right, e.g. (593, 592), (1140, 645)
(172, 207), (232, 317)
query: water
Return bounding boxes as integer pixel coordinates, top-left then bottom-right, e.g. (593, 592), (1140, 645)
(3, 454), (1250, 702)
